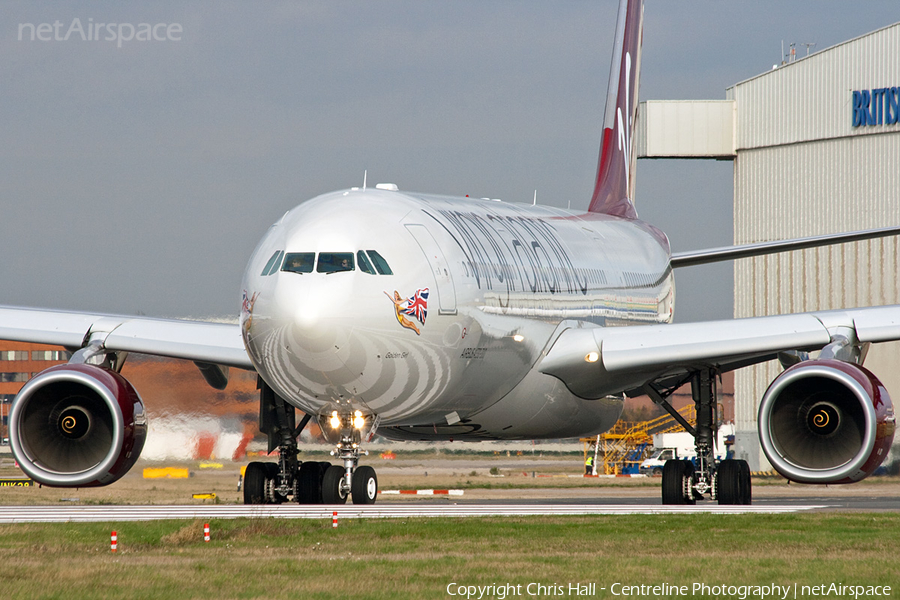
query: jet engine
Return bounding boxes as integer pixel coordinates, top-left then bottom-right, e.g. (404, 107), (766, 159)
(758, 359), (895, 484)
(9, 364), (147, 487)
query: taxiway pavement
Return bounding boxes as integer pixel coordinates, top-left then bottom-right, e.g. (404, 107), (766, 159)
(0, 503), (827, 523)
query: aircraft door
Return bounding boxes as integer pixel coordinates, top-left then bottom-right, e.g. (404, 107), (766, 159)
(405, 224), (457, 315)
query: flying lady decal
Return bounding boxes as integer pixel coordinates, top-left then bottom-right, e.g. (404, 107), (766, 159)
(385, 288), (429, 335)
(241, 290), (259, 333)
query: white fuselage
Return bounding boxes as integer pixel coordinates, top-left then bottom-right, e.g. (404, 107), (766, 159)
(240, 189), (673, 441)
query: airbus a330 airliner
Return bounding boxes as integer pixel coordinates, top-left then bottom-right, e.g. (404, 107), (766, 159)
(1, 0), (896, 506)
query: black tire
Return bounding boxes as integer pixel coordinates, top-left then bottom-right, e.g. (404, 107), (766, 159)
(661, 459), (693, 505)
(297, 461), (325, 504)
(351, 465), (378, 504)
(738, 459), (752, 505)
(243, 461), (267, 504)
(717, 459), (740, 505)
(322, 465), (348, 504)
(316, 461), (332, 500)
(652, 467), (662, 477)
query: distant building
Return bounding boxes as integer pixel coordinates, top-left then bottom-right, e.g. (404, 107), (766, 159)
(0, 342), (70, 439)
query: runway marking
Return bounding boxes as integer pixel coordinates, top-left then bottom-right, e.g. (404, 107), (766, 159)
(380, 489), (465, 496)
(0, 504), (827, 523)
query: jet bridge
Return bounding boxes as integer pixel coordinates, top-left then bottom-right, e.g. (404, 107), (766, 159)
(636, 100), (736, 159)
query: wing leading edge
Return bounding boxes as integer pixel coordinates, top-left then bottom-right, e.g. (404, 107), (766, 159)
(670, 225), (900, 268)
(538, 304), (900, 399)
(0, 306), (253, 370)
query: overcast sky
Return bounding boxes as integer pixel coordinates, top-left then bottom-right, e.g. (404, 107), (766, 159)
(2, 1), (896, 323)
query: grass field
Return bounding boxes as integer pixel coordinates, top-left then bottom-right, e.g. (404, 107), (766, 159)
(0, 454), (897, 598)
(0, 513), (896, 599)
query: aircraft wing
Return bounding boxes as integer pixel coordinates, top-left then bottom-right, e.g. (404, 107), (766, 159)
(0, 305), (253, 370)
(538, 305), (900, 399)
(671, 225), (900, 268)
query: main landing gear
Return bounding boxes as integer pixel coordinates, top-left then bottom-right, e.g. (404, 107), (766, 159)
(644, 369), (751, 505)
(243, 381), (378, 505)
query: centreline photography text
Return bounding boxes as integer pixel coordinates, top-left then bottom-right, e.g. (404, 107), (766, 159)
(445, 582), (894, 599)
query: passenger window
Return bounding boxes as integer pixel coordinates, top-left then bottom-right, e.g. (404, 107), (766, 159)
(260, 250), (284, 276)
(357, 250), (376, 275)
(317, 252), (354, 273)
(366, 250), (393, 275)
(281, 252), (315, 274)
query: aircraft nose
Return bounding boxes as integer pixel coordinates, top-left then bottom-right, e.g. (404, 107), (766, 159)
(273, 273), (356, 364)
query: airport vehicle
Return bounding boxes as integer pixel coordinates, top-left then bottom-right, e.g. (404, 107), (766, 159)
(0, 0), (896, 506)
(639, 426), (734, 476)
(640, 449), (681, 477)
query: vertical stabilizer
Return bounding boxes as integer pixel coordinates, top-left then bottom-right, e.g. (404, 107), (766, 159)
(588, 0), (643, 218)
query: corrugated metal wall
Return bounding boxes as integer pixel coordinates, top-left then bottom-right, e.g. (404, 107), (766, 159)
(732, 23), (900, 469)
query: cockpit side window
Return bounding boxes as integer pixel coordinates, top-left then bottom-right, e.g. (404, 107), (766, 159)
(282, 252), (315, 274)
(317, 252), (354, 273)
(366, 250), (393, 275)
(260, 250), (284, 276)
(357, 250), (376, 275)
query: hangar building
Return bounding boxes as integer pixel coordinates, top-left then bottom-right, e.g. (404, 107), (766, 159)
(637, 22), (900, 469)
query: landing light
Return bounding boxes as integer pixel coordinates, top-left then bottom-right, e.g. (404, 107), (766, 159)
(353, 410), (365, 430)
(330, 411), (341, 429)
(585, 351), (600, 363)
(513, 334), (525, 342)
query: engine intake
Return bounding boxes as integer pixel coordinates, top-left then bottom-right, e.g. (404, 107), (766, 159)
(9, 364), (147, 487)
(758, 359), (895, 484)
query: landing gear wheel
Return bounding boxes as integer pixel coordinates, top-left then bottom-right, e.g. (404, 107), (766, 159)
(243, 461), (267, 504)
(322, 465), (348, 504)
(297, 461), (325, 504)
(716, 459), (740, 505)
(683, 461), (696, 505)
(351, 465), (378, 504)
(263, 462), (285, 504)
(738, 459), (752, 505)
(316, 461), (332, 500)
(662, 460), (695, 505)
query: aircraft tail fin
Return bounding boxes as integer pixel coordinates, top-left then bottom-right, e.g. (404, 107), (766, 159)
(587, 0), (643, 218)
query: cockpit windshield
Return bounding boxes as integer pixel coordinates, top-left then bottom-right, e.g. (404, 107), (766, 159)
(357, 250), (376, 275)
(317, 252), (354, 273)
(274, 251), (390, 275)
(261, 250), (285, 276)
(281, 252), (315, 274)
(366, 250), (393, 275)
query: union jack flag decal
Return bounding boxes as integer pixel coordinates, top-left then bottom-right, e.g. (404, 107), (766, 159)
(403, 288), (429, 325)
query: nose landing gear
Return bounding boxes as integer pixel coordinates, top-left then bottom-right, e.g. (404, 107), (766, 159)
(320, 436), (378, 504)
(322, 410), (379, 504)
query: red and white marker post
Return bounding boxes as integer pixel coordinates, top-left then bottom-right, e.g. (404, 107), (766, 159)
(204, 523), (210, 542)
(332, 511), (338, 528)
(110, 531), (117, 553)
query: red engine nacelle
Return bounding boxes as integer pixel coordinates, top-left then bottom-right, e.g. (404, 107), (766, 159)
(9, 364), (147, 487)
(758, 359), (895, 484)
